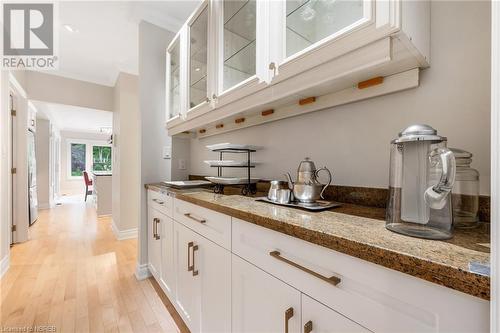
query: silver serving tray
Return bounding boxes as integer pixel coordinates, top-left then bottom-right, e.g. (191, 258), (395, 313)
(162, 180), (212, 189)
(255, 197), (342, 211)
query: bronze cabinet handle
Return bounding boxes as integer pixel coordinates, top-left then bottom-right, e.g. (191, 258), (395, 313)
(285, 307), (294, 333)
(269, 251), (341, 286)
(192, 244), (199, 276)
(152, 198), (165, 205)
(154, 218), (160, 240)
(304, 321), (313, 333)
(152, 218), (158, 238)
(188, 242), (194, 272)
(184, 213), (206, 224)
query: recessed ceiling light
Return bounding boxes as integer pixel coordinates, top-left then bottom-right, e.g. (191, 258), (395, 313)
(63, 24), (79, 33)
(195, 67), (201, 72)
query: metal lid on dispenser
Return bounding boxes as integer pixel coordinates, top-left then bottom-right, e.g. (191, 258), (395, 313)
(392, 124), (446, 143)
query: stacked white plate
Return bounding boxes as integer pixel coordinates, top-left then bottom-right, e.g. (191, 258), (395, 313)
(205, 177), (260, 185)
(203, 160), (258, 167)
(206, 143), (263, 151)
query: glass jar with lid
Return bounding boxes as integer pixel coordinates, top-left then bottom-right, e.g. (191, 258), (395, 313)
(450, 148), (480, 228)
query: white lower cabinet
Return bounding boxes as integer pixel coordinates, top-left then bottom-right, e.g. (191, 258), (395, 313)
(147, 198), (489, 333)
(160, 214), (175, 298)
(232, 254), (301, 333)
(147, 206), (162, 279)
(174, 221), (231, 333)
(301, 294), (369, 333)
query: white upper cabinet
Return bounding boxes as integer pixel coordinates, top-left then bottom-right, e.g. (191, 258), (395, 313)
(166, 0), (430, 136)
(211, 0), (268, 108)
(268, 0), (375, 83)
(166, 34), (182, 122)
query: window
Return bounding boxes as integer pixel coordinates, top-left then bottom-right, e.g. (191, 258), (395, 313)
(92, 146), (112, 171)
(67, 140), (112, 179)
(70, 143), (86, 177)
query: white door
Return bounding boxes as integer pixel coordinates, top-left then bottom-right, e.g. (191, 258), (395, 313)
(148, 207), (162, 279)
(232, 254), (301, 333)
(175, 222), (201, 332)
(198, 234), (231, 333)
(301, 294), (369, 333)
(160, 215), (175, 297)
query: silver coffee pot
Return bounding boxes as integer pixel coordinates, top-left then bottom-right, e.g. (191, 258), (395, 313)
(285, 158), (332, 203)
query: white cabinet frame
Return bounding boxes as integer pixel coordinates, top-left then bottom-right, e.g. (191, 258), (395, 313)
(268, 0), (398, 84)
(166, 32), (183, 123)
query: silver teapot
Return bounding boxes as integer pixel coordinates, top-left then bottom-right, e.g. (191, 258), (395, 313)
(285, 158), (332, 203)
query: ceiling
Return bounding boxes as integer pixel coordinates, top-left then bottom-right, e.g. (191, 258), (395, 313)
(33, 101), (113, 134)
(52, 1), (199, 86)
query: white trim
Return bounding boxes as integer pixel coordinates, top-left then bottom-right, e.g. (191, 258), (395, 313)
(0, 254), (10, 278)
(135, 263), (151, 281)
(491, 0), (499, 331)
(111, 220), (138, 240)
(8, 73), (27, 98)
(197, 68), (418, 138)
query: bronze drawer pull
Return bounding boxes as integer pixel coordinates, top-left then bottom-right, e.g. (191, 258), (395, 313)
(184, 213), (206, 224)
(304, 321), (313, 333)
(152, 198), (165, 205)
(152, 218), (159, 239)
(269, 251), (341, 286)
(188, 242), (194, 271)
(285, 307), (294, 333)
(192, 244), (199, 276)
(154, 218), (160, 240)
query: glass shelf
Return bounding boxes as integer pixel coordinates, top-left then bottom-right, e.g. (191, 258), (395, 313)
(222, 0), (256, 92)
(189, 6), (208, 109)
(285, 0), (364, 57)
(168, 39), (181, 119)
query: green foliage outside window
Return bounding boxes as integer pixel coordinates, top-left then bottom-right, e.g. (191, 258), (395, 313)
(71, 143), (86, 176)
(93, 146), (112, 171)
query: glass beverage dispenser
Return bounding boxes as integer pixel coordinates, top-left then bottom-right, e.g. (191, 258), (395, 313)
(386, 125), (456, 240)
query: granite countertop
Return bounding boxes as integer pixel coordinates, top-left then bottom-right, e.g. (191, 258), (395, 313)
(146, 183), (490, 300)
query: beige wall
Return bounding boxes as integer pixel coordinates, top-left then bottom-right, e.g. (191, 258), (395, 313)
(60, 131), (109, 196)
(35, 118), (51, 208)
(190, 1), (492, 195)
(112, 72), (140, 235)
(138, 21), (176, 267)
(26, 71), (114, 111)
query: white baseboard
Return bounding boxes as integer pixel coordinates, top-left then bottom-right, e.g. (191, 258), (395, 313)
(111, 220), (138, 240)
(135, 263), (151, 280)
(0, 254), (10, 278)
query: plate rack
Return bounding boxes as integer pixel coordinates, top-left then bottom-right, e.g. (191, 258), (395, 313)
(210, 148), (257, 195)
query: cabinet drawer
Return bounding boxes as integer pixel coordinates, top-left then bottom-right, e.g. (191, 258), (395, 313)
(148, 189), (173, 218)
(232, 218), (489, 333)
(302, 294), (369, 333)
(174, 199), (231, 250)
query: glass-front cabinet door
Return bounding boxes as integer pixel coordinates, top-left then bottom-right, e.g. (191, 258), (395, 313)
(214, 0), (267, 108)
(187, 2), (210, 114)
(270, 0), (373, 83)
(166, 35), (181, 122)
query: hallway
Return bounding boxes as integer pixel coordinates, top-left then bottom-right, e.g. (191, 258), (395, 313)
(0, 196), (180, 333)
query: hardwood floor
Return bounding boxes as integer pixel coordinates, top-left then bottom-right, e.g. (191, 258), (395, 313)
(0, 195), (181, 333)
